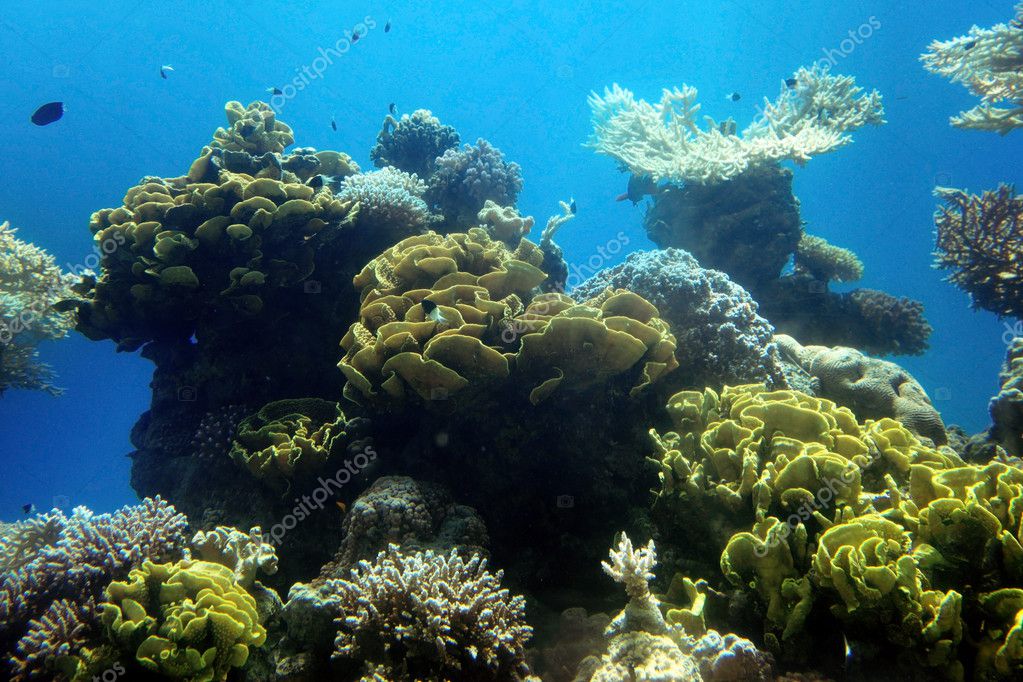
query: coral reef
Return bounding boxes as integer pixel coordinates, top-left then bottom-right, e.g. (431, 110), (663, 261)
(212, 101), (295, 154)
(573, 248), (786, 389)
(370, 109), (460, 177)
(327, 544), (534, 681)
(775, 334), (947, 444)
(933, 184), (1023, 318)
(0, 498), (189, 680)
(426, 139), (524, 228)
(0, 221), (77, 395)
(190, 525), (279, 588)
(478, 199), (535, 245)
(988, 337), (1023, 458)
(922, 3), (1023, 133)
(101, 559), (267, 681)
(588, 65), (884, 186)
(794, 234), (863, 284)
(190, 404), (250, 460)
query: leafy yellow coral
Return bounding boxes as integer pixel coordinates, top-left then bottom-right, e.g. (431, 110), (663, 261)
(101, 560), (266, 682)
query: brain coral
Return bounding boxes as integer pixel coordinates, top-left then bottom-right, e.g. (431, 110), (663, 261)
(370, 109), (461, 177)
(426, 138), (524, 229)
(328, 544), (534, 681)
(572, 248), (785, 389)
(775, 334), (947, 444)
(648, 384), (1023, 678)
(338, 228), (677, 409)
(101, 559), (266, 682)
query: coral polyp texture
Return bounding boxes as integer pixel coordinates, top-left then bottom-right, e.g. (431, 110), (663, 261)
(426, 138), (524, 228)
(934, 184), (1023, 318)
(338, 228), (677, 409)
(588, 65), (884, 186)
(326, 544), (534, 681)
(338, 166), (435, 234)
(794, 234), (864, 284)
(370, 109), (461, 177)
(647, 383), (1023, 679)
(0, 221), (77, 395)
(922, 3), (1023, 133)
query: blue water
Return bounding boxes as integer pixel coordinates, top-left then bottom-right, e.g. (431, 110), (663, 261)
(0, 1), (1018, 516)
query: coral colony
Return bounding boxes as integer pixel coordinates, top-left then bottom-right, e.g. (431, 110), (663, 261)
(7, 5), (1023, 680)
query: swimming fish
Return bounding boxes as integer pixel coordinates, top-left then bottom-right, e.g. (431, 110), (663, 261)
(331, 116), (337, 131)
(31, 101), (64, 126)
(389, 102), (397, 115)
(421, 300), (452, 327)
(352, 31), (360, 44)
(718, 118), (737, 136)
(569, 198), (577, 214)
(385, 20), (391, 33)
(266, 87), (283, 96)
(616, 173), (657, 204)
(784, 77), (797, 88)
(160, 65), (174, 79)
(335, 501), (346, 513)
(726, 91), (741, 102)
(22, 503), (36, 515)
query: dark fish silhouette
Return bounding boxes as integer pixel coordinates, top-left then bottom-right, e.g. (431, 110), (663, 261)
(309, 175), (325, 189)
(616, 173), (657, 204)
(389, 102), (397, 115)
(31, 102), (64, 126)
(421, 300), (452, 326)
(22, 503), (35, 515)
(785, 77), (797, 88)
(266, 87), (283, 96)
(160, 65), (174, 79)
(569, 199), (577, 214)
(385, 20), (391, 33)
(331, 116), (337, 131)
(726, 92), (741, 102)
(352, 31), (360, 44)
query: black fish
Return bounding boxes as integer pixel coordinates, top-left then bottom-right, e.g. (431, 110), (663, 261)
(266, 87), (283, 96)
(389, 102), (397, 115)
(785, 77), (797, 88)
(309, 175), (325, 189)
(569, 199), (577, 214)
(331, 116), (337, 131)
(385, 20), (391, 33)
(616, 173), (657, 204)
(31, 101), (64, 126)
(160, 65), (174, 79)
(726, 92), (741, 102)
(964, 40), (977, 51)
(22, 503), (35, 515)
(421, 299), (452, 326)
(352, 31), (360, 44)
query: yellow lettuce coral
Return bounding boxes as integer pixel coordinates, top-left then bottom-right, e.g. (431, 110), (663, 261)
(101, 560), (266, 682)
(339, 228), (677, 408)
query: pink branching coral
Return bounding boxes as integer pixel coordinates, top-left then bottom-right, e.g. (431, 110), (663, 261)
(933, 185), (1023, 317)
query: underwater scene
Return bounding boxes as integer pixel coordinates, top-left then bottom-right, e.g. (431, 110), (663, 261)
(5, 1), (1023, 680)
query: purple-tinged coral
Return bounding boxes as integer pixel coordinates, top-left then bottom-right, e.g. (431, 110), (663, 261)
(934, 184), (1023, 318)
(370, 110), (460, 178)
(0, 498), (188, 679)
(328, 544), (533, 680)
(847, 288), (931, 356)
(688, 630), (773, 682)
(190, 404), (251, 460)
(572, 248), (785, 388)
(427, 138), (524, 228)
(339, 167), (434, 235)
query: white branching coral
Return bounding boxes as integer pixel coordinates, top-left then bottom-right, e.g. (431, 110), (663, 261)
(602, 532), (657, 602)
(338, 167), (434, 232)
(921, 3), (1023, 134)
(189, 526), (278, 588)
(587, 65), (884, 185)
(0, 221), (77, 396)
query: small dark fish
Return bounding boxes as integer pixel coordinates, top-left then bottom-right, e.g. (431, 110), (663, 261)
(31, 101), (64, 126)
(331, 116), (337, 131)
(309, 175), (325, 189)
(726, 92), (741, 102)
(384, 20), (391, 33)
(964, 40), (977, 51)
(389, 102), (397, 115)
(336, 501), (347, 513)
(22, 503), (36, 515)
(569, 199), (577, 214)
(266, 87), (283, 96)
(421, 299), (452, 326)
(616, 173), (657, 205)
(785, 77), (797, 88)
(352, 31), (360, 44)
(160, 65), (174, 79)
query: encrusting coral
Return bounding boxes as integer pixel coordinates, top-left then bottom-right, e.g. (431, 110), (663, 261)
(647, 383), (1023, 679)
(921, 3), (1023, 134)
(370, 109), (461, 178)
(933, 184), (1023, 318)
(0, 221), (77, 395)
(573, 248), (786, 390)
(326, 543), (534, 681)
(588, 65), (884, 186)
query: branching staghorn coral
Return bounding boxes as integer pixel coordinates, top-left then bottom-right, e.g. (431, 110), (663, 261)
(933, 184), (1023, 317)
(0, 221), (77, 395)
(588, 65), (884, 185)
(921, 3), (1023, 134)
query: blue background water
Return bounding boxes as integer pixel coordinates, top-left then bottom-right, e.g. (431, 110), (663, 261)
(0, 1), (1019, 517)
